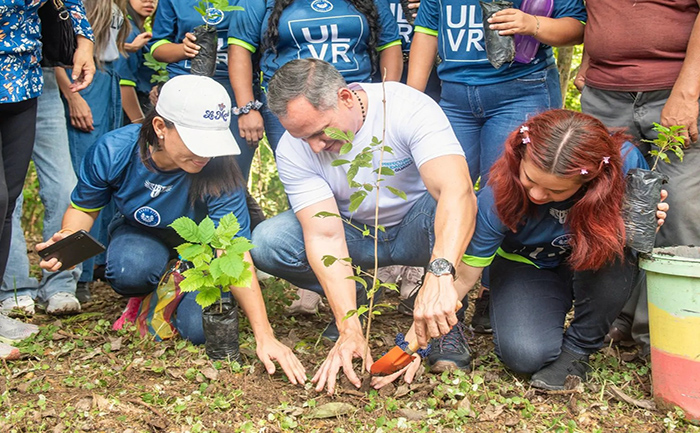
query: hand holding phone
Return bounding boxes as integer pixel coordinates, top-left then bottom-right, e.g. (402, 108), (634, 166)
(37, 230), (105, 272)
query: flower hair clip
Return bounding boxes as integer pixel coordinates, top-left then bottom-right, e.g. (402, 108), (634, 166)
(602, 156), (610, 164)
(580, 169), (589, 175)
(520, 126), (529, 133)
(520, 125), (531, 144)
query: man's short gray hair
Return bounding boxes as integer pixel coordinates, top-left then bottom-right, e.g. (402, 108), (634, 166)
(267, 58), (348, 118)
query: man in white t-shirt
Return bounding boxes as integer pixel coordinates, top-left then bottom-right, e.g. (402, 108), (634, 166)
(251, 59), (477, 394)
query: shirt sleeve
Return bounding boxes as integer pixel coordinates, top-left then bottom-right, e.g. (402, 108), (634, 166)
(65, 0), (94, 41)
(116, 27), (138, 86)
(463, 187), (508, 268)
(552, 0), (587, 22)
(621, 140), (650, 174)
(206, 188), (252, 240)
(413, 0), (439, 35)
(149, 0), (178, 55)
(227, 0), (266, 53)
(276, 137), (335, 213)
(70, 136), (123, 212)
(375, 0), (402, 50)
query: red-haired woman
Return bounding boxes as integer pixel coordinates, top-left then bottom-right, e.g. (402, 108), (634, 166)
(404, 109), (669, 391)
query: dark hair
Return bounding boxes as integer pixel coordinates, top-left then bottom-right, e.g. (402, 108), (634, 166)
(262, 0), (381, 74)
(489, 109), (629, 271)
(126, 1), (145, 32)
(138, 109), (245, 205)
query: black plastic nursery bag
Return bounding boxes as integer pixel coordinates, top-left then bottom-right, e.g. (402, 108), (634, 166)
(190, 25), (218, 77)
(622, 168), (669, 254)
(479, 1), (515, 69)
(202, 297), (241, 361)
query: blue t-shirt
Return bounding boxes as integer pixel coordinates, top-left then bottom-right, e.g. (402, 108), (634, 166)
(71, 124), (251, 239)
(150, 0), (241, 81)
(228, 0), (401, 90)
(116, 18), (153, 94)
(413, 0), (586, 85)
(463, 141), (647, 269)
(384, 0), (413, 52)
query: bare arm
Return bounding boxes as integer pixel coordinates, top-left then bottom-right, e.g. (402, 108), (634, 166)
(152, 33), (199, 63)
(573, 48), (589, 92)
(488, 10), (584, 46)
(70, 35), (95, 92)
(406, 32), (437, 92)
(228, 44), (264, 144)
(56, 68), (94, 132)
(378, 45), (404, 81)
(37, 206), (99, 272)
(121, 86), (145, 123)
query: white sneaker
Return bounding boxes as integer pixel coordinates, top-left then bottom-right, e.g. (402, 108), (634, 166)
(398, 266), (425, 299)
(376, 265), (403, 285)
(286, 287), (322, 315)
(0, 295), (35, 316)
(46, 292), (81, 316)
(0, 313), (39, 343)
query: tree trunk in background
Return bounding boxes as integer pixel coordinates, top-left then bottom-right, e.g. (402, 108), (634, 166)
(557, 47), (574, 106)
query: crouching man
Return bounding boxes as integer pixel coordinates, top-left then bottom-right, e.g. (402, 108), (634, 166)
(251, 59), (477, 394)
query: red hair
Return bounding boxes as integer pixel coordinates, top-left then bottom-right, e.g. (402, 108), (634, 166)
(489, 109), (630, 271)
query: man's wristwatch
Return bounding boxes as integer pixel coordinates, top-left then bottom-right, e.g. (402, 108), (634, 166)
(427, 258), (456, 279)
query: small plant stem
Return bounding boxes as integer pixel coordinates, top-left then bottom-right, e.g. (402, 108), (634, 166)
(219, 296), (223, 314)
(651, 153), (661, 172)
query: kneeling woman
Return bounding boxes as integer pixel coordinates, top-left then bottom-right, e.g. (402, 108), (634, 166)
(455, 110), (668, 389)
(38, 75), (305, 384)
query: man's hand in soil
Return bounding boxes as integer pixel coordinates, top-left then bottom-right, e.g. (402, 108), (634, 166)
(412, 273), (459, 348)
(256, 335), (307, 385)
(312, 323), (372, 395)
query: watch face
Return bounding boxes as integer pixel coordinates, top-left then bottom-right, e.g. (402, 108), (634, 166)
(430, 258), (452, 275)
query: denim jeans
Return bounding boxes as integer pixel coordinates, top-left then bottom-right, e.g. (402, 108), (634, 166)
(489, 251), (637, 374)
(439, 65), (561, 184)
(1, 69), (81, 301)
(105, 220), (207, 344)
(259, 91), (287, 152)
(65, 63), (122, 283)
(252, 192), (438, 295)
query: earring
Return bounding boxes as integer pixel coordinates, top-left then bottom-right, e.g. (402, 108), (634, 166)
(159, 135), (164, 139)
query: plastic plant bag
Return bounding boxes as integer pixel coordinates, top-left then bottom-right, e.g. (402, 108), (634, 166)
(190, 25), (218, 77)
(622, 168), (669, 253)
(514, 0), (553, 63)
(480, 0), (515, 69)
(202, 297), (241, 361)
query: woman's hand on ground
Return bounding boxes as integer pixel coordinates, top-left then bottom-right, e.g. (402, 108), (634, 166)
(36, 230), (73, 272)
(370, 355), (422, 389)
(312, 328), (372, 395)
(656, 189), (670, 230)
(67, 94), (94, 132)
(238, 110), (265, 148)
(488, 9), (538, 36)
(181, 33), (200, 58)
(256, 336), (307, 385)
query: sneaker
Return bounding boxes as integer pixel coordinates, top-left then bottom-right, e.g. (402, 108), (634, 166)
(398, 266), (424, 299)
(426, 322), (472, 373)
(0, 313), (39, 343)
(397, 279), (421, 316)
(0, 342), (20, 360)
(112, 296), (144, 330)
(286, 287), (322, 315)
(376, 265), (402, 285)
(530, 349), (591, 391)
(75, 281), (92, 303)
(470, 290), (492, 334)
(0, 295), (35, 317)
(46, 292), (81, 316)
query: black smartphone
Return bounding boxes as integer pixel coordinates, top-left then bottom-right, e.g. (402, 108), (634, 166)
(38, 229), (106, 271)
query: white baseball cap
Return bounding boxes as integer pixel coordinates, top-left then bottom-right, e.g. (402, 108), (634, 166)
(156, 75), (240, 157)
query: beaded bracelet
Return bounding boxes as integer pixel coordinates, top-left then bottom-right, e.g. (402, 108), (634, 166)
(533, 15), (540, 37)
(396, 332), (431, 358)
(232, 100), (263, 116)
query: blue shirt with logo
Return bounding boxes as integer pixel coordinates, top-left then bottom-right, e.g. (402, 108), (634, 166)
(116, 18), (153, 94)
(384, 0), (414, 52)
(228, 0), (401, 90)
(70, 124), (251, 239)
(150, 0), (241, 81)
(463, 141), (647, 269)
(413, 0), (586, 85)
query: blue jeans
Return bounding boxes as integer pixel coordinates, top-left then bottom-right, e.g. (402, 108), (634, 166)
(440, 65), (561, 184)
(105, 221), (207, 344)
(259, 91), (287, 152)
(251, 192), (438, 295)
(489, 251), (637, 374)
(1, 69), (81, 301)
(65, 63), (122, 283)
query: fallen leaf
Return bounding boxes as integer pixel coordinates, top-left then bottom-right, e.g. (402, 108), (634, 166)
(53, 423), (64, 433)
(458, 398), (477, 418)
(282, 406), (304, 417)
(80, 350), (101, 361)
(608, 385), (656, 410)
(153, 347), (167, 358)
(109, 337), (122, 352)
(17, 382), (30, 393)
(93, 394), (112, 411)
(564, 375), (584, 392)
(397, 408), (426, 420)
(192, 359), (207, 366)
(76, 397), (92, 411)
(620, 351), (637, 362)
(394, 384), (411, 398)
(201, 367), (219, 381)
(478, 404), (504, 421)
(306, 402), (355, 419)
(378, 382), (395, 397)
(504, 416), (519, 427)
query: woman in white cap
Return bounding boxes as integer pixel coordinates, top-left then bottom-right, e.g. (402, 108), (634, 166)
(37, 75), (306, 384)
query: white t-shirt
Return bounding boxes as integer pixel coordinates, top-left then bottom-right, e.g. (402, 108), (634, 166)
(101, 3), (124, 62)
(276, 81), (464, 227)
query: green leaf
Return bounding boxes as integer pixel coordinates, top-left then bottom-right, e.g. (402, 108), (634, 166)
(363, 183), (373, 192)
(180, 269), (206, 292)
(314, 211), (340, 219)
(226, 237), (255, 255)
(376, 224), (385, 232)
(339, 141), (353, 155)
(216, 213), (241, 240)
(343, 309), (358, 320)
(321, 255), (338, 267)
(195, 285), (221, 309)
(386, 186), (407, 200)
(346, 276), (367, 288)
(209, 257), (223, 282)
(381, 145), (394, 154)
(324, 127), (350, 142)
(230, 266), (253, 288)
(170, 217), (200, 243)
(179, 243), (209, 262)
(348, 190), (367, 213)
(198, 217), (215, 244)
(362, 228), (370, 237)
(346, 164), (359, 184)
(175, 242), (194, 258)
(218, 253), (245, 279)
(331, 159), (351, 167)
(356, 305), (369, 316)
(375, 167), (395, 176)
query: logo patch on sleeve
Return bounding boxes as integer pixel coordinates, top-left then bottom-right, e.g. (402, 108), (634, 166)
(134, 206), (161, 227)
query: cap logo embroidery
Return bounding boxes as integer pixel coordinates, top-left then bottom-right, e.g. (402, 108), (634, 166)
(203, 103), (229, 122)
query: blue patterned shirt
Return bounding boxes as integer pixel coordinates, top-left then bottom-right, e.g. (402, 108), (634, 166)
(0, 0), (94, 103)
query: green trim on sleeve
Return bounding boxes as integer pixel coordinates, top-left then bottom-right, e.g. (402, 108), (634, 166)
(461, 253), (496, 268)
(377, 40), (402, 52)
(495, 248), (541, 268)
(119, 79), (136, 87)
(228, 38), (257, 53)
(70, 202), (105, 213)
(414, 26), (438, 37)
(150, 39), (171, 55)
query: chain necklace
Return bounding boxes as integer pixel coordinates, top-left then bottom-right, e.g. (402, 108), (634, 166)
(350, 89), (366, 122)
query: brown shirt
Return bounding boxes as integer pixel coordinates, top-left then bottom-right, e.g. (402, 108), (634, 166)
(584, 0), (699, 91)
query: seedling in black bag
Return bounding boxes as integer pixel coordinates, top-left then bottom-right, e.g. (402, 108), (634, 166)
(622, 123), (685, 253)
(191, 0), (243, 77)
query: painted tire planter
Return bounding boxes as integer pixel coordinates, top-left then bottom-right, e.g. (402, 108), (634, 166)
(639, 246), (700, 424)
